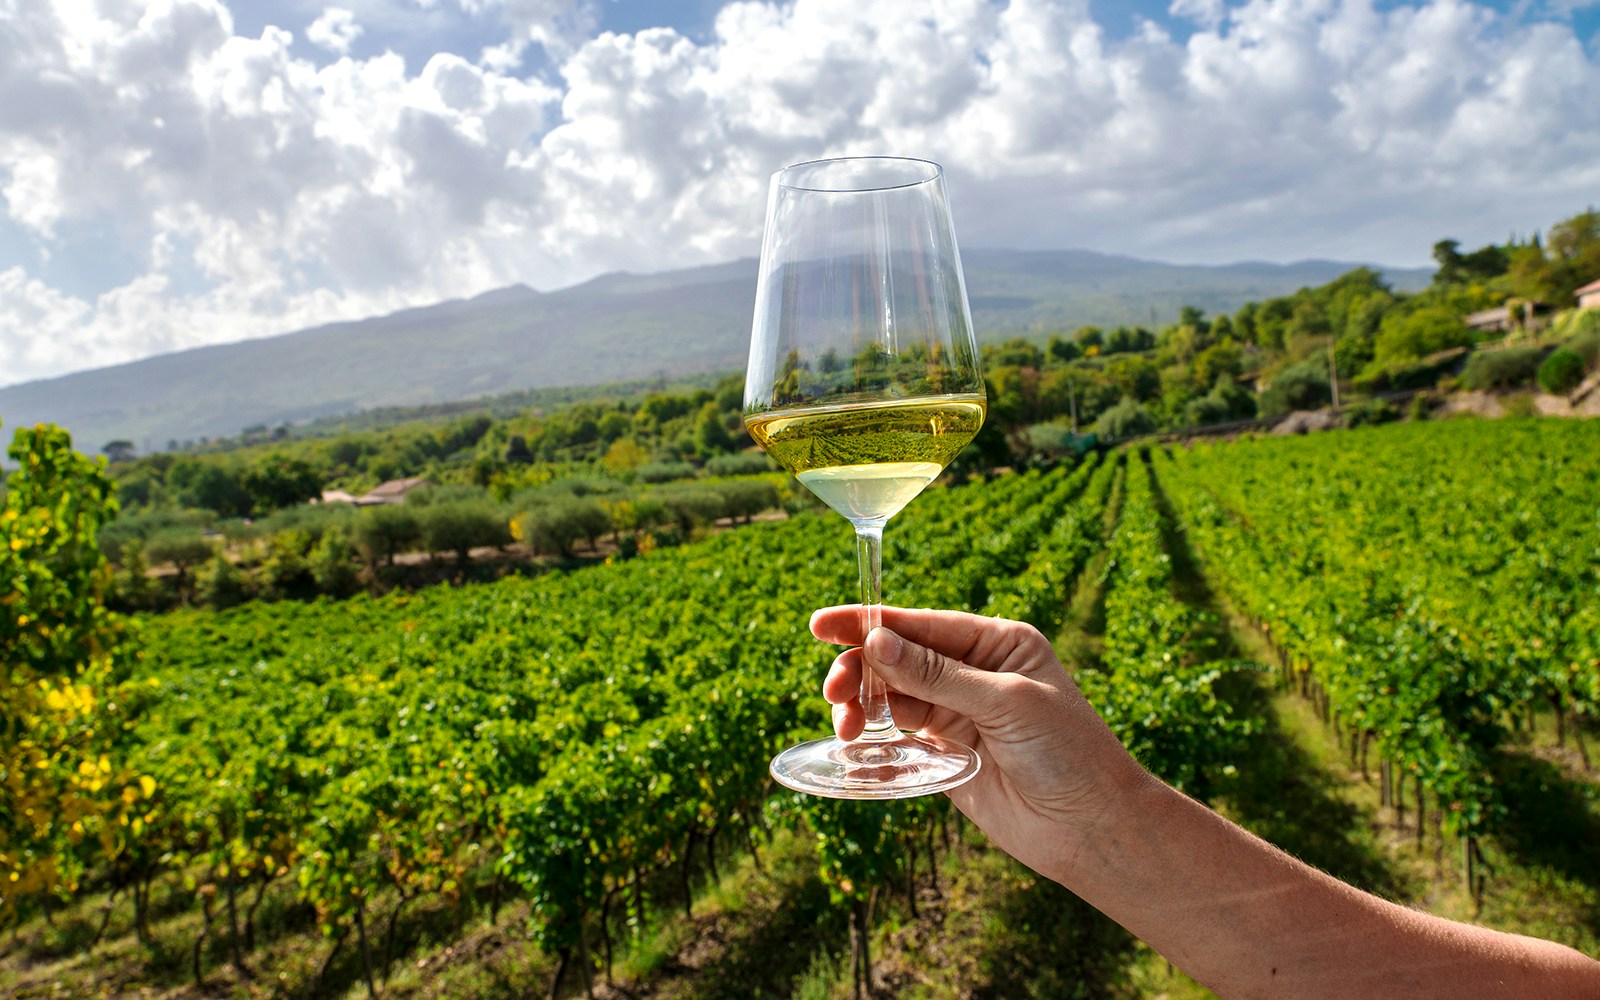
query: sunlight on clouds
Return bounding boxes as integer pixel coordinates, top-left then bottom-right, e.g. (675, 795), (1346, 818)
(1170, 0), (1228, 30)
(1, 0), (1599, 385)
(307, 7), (364, 55)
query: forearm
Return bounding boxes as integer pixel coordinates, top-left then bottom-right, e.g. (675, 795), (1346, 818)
(1053, 770), (1600, 999)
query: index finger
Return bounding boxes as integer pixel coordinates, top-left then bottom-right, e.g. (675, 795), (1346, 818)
(809, 605), (997, 664)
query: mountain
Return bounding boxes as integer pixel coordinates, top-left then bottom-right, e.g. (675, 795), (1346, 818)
(0, 250), (1430, 455)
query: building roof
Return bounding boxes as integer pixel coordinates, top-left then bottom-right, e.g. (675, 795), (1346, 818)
(1575, 277), (1600, 297)
(363, 476), (431, 499)
(318, 489), (362, 504)
(1463, 306), (1511, 330)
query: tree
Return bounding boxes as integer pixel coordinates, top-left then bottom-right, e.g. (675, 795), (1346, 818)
(1371, 306), (1472, 367)
(984, 336), (1044, 369)
(693, 402), (733, 455)
(1104, 356), (1161, 402)
(1046, 335), (1080, 363)
(144, 529), (216, 603)
(716, 480), (780, 524)
(515, 497), (610, 557)
(1192, 344), (1243, 390)
(245, 454), (323, 513)
(418, 501), (513, 568)
(504, 434), (534, 464)
(1, 422), (144, 919)
(102, 440), (136, 463)
(1432, 239), (1464, 285)
(354, 504), (421, 567)
(985, 365), (1041, 429)
(601, 438), (650, 474)
(597, 411), (631, 444)
(168, 459), (253, 518)
(1507, 211), (1600, 305)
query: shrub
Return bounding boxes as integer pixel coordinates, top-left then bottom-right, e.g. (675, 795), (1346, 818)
(1342, 398), (1399, 428)
(144, 528), (216, 577)
(1092, 397), (1157, 440)
(255, 501), (355, 543)
(1184, 394), (1230, 427)
(404, 483), (489, 507)
(310, 525), (362, 597)
(1183, 376), (1256, 427)
(1459, 346), (1546, 392)
(1553, 308), (1600, 369)
(195, 551), (251, 609)
(1258, 359), (1331, 419)
(705, 452), (775, 477)
(100, 507), (216, 563)
(1502, 392), (1539, 418)
(1566, 325), (1600, 370)
(1537, 348), (1587, 395)
(261, 529), (316, 600)
(111, 539), (156, 612)
(1408, 391), (1436, 421)
(1549, 306), (1600, 363)
(635, 461), (698, 484)
(1025, 422), (1083, 462)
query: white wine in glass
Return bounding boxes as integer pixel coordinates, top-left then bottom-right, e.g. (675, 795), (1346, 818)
(743, 156), (987, 799)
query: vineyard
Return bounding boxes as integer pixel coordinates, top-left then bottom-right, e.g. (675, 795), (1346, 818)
(4, 419), (1600, 997)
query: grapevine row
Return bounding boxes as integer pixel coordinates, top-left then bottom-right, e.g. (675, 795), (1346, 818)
(83, 466), (1088, 990)
(1081, 452), (1254, 797)
(1152, 421), (1600, 891)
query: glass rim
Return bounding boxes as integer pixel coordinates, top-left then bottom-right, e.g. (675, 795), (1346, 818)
(774, 155), (942, 193)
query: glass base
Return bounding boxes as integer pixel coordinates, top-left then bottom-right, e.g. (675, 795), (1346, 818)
(769, 733), (981, 800)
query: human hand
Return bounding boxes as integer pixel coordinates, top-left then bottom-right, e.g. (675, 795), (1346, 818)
(811, 605), (1150, 884)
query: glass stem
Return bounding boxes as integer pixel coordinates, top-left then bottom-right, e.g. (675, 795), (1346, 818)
(855, 524), (897, 743)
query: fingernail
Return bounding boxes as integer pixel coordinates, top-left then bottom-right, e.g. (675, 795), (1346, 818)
(867, 627), (904, 666)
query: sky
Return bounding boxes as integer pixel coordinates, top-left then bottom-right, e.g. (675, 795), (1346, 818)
(1, 0), (1598, 388)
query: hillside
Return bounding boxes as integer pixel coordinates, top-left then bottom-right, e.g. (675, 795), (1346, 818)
(0, 250), (1429, 454)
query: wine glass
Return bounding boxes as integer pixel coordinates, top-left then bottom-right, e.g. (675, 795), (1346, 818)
(742, 156), (987, 799)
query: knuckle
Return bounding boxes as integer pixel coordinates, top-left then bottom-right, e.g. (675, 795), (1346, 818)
(912, 644), (950, 690)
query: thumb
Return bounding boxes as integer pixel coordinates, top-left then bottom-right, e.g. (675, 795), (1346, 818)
(864, 626), (1008, 723)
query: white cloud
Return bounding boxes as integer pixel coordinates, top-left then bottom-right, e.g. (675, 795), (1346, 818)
(307, 7), (363, 54)
(459, 0), (600, 67)
(1171, 0), (1228, 30)
(2, 0), (1599, 387)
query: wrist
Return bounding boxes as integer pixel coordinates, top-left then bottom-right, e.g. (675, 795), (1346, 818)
(1045, 754), (1164, 890)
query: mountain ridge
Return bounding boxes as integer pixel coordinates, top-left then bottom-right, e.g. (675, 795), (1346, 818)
(0, 249), (1430, 454)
